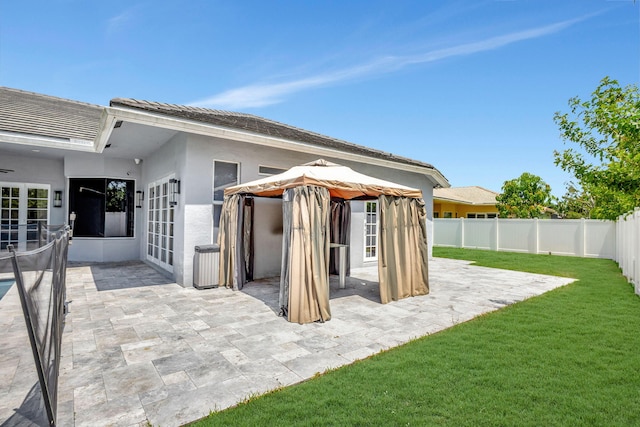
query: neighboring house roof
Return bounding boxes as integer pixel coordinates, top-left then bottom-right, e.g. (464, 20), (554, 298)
(0, 87), (103, 143)
(109, 98), (442, 175)
(433, 186), (498, 205)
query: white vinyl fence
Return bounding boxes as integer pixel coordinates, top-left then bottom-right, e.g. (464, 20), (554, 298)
(434, 218), (617, 259)
(616, 209), (640, 294)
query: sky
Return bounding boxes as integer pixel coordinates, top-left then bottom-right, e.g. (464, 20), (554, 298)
(1, 0), (638, 197)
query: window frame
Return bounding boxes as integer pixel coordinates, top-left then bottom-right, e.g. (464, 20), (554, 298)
(364, 200), (378, 261)
(68, 177), (135, 239)
(212, 160), (240, 243)
(146, 175), (175, 271)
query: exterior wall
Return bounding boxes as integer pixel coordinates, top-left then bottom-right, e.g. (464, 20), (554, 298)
(1, 132), (438, 286)
(434, 201), (498, 218)
(144, 133), (189, 284)
(64, 152), (143, 262)
(176, 133), (437, 285)
(0, 153), (66, 226)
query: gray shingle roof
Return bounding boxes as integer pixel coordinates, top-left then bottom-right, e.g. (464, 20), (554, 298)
(0, 87), (103, 142)
(110, 98), (438, 172)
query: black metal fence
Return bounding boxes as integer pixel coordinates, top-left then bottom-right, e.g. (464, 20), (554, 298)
(0, 222), (66, 252)
(0, 225), (70, 426)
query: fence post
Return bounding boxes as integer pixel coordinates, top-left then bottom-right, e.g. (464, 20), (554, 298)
(635, 209), (640, 294)
(534, 218), (539, 254)
(495, 217), (500, 252)
(460, 217), (465, 249)
(581, 218), (587, 257)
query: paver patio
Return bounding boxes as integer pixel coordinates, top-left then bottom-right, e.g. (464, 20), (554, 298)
(0, 258), (574, 426)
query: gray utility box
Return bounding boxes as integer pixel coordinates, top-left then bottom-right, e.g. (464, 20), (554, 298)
(193, 244), (220, 289)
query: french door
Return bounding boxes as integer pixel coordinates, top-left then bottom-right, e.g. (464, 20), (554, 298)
(0, 183), (50, 251)
(146, 176), (174, 272)
(364, 200), (378, 260)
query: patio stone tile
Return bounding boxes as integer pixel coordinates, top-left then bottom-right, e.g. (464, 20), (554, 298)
(139, 379), (197, 406)
(283, 349), (350, 379)
(185, 358), (243, 388)
(143, 383), (239, 427)
(187, 334), (235, 354)
(230, 332), (305, 359)
(102, 362), (164, 400)
(161, 370), (193, 386)
(73, 380), (108, 412)
(235, 357), (290, 378)
(94, 327), (140, 350)
(59, 364), (105, 391)
(0, 258), (575, 426)
(271, 341), (312, 363)
(72, 339), (97, 355)
(152, 351), (224, 377)
(74, 394), (147, 427)
(72, 346), (127, 372)
(122, 339), (192, 365)
(220, 348), (250, 366)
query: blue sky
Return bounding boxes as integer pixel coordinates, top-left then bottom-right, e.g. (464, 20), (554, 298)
(1, 1), (638, 196)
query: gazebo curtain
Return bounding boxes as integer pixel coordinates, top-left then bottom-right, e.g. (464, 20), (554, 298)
(329, 200), (351, 276)
(279, 186), (332, 324)
(218, 194), (249, 290)
(378, 195), (429, 303)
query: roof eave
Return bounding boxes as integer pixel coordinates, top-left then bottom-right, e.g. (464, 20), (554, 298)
(104, 106), (450, 188)
(0, 130), (96, 152)
(433, 197), (496, 206)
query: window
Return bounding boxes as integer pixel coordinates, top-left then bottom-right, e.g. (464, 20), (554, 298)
(213, 161), (239, 242)
(258, 165), (287, 176)
(433, 212), (440, 218)
(443, 211), (453, 219)
(466, 213), (498, 219)
(364, 201), (378, 260)
(69, 178), (134, 237)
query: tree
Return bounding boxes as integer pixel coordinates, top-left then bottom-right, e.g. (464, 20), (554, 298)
(495, 172), (553, 218)
(555, 183), (595, 219)
(553, 77), (640, 220)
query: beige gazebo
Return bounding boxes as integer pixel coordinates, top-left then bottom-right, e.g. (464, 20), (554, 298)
(217, 159), (429, 324)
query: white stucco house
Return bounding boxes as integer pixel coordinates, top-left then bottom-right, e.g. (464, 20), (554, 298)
(0, 87), (449, 286)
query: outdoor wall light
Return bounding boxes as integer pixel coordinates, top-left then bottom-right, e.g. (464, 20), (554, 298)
(136, 190), (144, 208)
(169, 178), (180, 206)
(53, 190), (63, 208)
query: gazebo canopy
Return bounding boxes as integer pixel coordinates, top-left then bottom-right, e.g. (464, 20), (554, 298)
(224, 159), (423, 199)
(218, 159), (430, 324)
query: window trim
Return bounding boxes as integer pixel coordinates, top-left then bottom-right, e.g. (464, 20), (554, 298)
(364, 200), (378, 261)
(68, 177), (136, 239)
(212, 160), (240, 243)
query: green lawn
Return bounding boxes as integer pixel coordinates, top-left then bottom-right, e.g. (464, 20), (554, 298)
(188, 248), (640, 426)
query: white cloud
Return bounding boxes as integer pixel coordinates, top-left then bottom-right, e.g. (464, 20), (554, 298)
(106, 7), (137, 36)
(190, 16), (588, 110)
